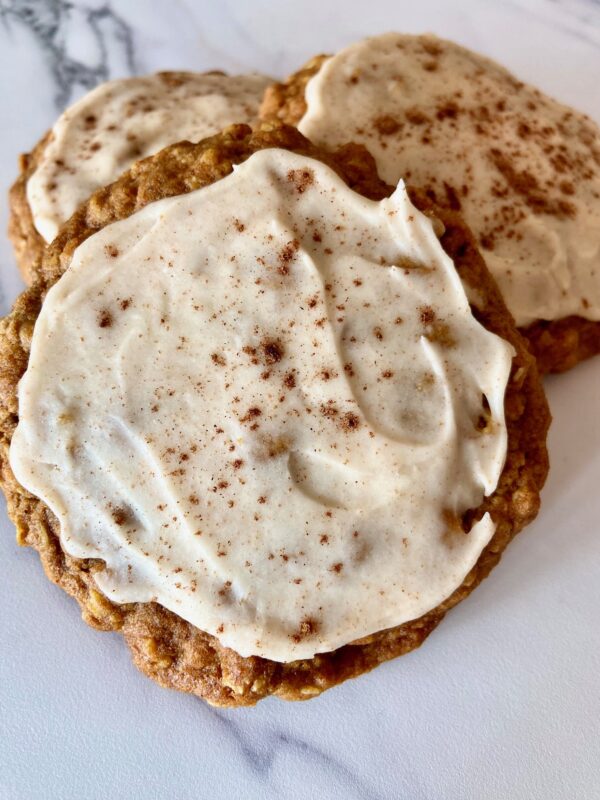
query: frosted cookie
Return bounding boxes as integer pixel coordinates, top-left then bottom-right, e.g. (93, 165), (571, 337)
(0, 123), (549, 706)
(261, 34), (600, 372)
(9, 71), (271, 284)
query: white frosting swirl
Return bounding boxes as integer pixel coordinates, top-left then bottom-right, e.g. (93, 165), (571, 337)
(11, 149), (513, 662)
(298, 33), (600, 326)
(27, 72), (271, 243)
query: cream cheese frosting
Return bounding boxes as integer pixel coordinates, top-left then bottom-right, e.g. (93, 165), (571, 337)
(298, 33), (600, 327)
(27, 71), (271, 243)
(10, 149), (513, 662)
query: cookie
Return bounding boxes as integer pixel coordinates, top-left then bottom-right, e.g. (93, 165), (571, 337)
(0, 122), (549, 706)
(9, 71), (272, 284)
(261, 34), (600, 373)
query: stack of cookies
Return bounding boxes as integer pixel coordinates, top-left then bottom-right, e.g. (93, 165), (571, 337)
(2, 33), (598, 707)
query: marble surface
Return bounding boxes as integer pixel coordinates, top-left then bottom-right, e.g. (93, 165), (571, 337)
(1, 1), (599, 797)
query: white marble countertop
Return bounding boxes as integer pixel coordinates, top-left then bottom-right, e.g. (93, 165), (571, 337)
(1, 1), (599, 798)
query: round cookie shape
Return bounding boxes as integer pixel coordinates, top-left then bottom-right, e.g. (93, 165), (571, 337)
(260, 34), (600, 372)
(10, 150), (514, 662)
(9, 71), (272, 284)
(0, 123), (550, 705)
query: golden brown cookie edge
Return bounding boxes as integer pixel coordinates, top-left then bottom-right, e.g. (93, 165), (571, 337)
(8, 134), (49, 285)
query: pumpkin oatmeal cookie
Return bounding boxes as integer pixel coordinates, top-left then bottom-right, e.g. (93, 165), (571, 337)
(0, 122), (549, 707)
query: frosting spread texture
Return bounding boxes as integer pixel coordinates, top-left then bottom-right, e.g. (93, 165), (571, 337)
(298, 33), (600, 326)
(11, 149), (513, 661)
(27, 71), (271, 243)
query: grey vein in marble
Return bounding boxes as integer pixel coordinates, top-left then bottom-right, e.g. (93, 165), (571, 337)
(507, 0), (600, 49)
(208, 707), (392, 800)
(0, 0), (136, 108)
